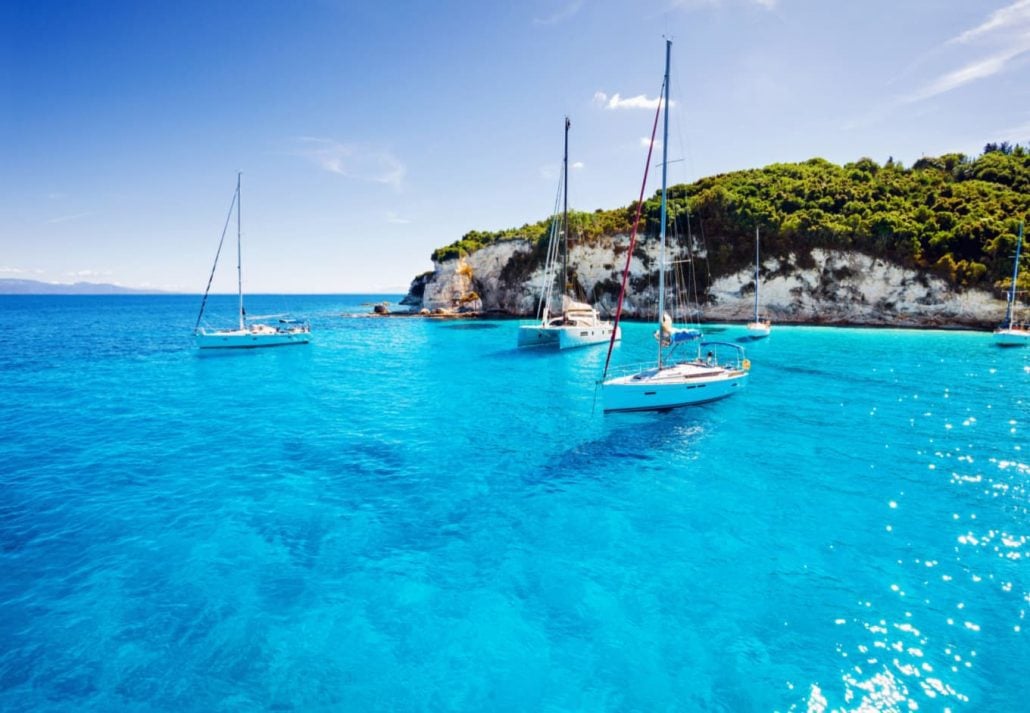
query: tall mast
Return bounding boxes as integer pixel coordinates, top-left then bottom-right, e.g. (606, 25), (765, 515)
(754, 226), (760, 321)
(1004, 221), (1024, 328)
(562, 116), (570, 301)
(236, 172), (244, 331)
(657, 39), (671, 368)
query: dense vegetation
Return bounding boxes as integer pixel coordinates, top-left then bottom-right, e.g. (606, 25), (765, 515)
(432, 145), (1030, 293)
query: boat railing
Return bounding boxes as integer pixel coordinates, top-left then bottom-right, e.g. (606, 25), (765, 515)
(697, 340), (748, 369)
(603, 341), (749, 381)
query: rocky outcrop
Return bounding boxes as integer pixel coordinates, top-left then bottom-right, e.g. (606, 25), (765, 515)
(705, 249), (1001, 328)
(403, 239), (1007, 329)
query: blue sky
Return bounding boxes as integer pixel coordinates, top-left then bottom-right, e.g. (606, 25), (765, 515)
(2, 0), (1029, 293)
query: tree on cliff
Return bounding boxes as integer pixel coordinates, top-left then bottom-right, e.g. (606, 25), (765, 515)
(430, 146), (1030, 294)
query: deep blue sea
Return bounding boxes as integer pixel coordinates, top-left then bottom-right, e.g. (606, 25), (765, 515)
(1, 294), (1027, 711)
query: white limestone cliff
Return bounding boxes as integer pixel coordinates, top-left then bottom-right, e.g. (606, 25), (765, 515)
(411, 239), (1006, 328)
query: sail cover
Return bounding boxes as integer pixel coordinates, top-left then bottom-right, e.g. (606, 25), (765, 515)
(656, 313), (701, 344)
(562, 296), (596, 315)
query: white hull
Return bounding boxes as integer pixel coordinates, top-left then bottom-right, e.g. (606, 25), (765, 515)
(558, 324), (620, 349)
(746, 321), (771, 339)
(517, 318), (620, 350)
(517, 325), (561, 348)
(602, 361), (748, 413)
(993, 327), (1029, 346)
(196, 325), (310, 349)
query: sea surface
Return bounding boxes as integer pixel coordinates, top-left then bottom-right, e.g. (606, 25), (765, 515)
(1, 294), (1027, 711)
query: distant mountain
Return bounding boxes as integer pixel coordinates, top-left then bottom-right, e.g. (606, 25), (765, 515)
(0, 279), (169, 295)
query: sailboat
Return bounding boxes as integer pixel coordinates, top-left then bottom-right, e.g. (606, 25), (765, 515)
(993, 220), (1028, 346)
(600, 39), (749, 414)
(745, 226), (772, 338)
(517, 117), (621, 350)
(194, 173), (311, 349)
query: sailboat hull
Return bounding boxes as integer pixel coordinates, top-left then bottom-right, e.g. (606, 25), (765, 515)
(993, 328), (1029, 346)
(195, 326), (310, 349)
(517, 322), (620, 349)
(517, 325), (561, 348)
(558, 324), (621, 350)
(745, 321), (771, 339)
(602, 362), (748, 413)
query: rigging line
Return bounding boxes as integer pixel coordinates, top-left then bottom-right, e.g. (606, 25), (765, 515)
(669, 51), (698, 198)
(194, 185), (239, 333)
(537, 169), (566, 321)
(602, 75), (666, 381)
(665, 51), (706, 325)
(685, 212), (701, 323)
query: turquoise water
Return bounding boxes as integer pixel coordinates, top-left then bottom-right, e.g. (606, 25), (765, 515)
(1, 294), (1027, 711)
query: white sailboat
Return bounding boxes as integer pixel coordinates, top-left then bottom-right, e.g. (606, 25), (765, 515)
(194, 173), (310, 349)
(745, 226), (772, 338)
(600, 39), (749, 414)
(517, 117), (621, 350)
(993, 220), (1028, 347)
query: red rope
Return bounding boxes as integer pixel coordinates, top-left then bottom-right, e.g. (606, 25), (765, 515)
(602, 80), (665, 379)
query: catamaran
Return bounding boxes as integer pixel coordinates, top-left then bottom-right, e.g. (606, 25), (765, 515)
(600, 39), (749, 413)
(994, 220), (1028, 347)
(194, 173), (310, 349)
(518, 117), (620, 350)
(745, 226), (771, 338)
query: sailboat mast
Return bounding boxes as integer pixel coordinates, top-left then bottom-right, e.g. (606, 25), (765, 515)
(754, 226), (760, 322)
(1005, 221), (1024, 328)
(236, 172), (244, 331)
(657, 39), (671, 368)
(562, 116), (570, 302)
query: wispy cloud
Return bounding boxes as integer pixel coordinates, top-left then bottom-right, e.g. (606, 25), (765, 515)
(533, 0), (583, 25)
(66, 269), (113, 279)
(292, 137), (406, 190)
(951, 0), (1030, 44)
(385, 211), (411, 224)
(908, 0), (1030, 102)
(540, 160), (584, 181)
(594, 91), (674, 110)
(46, 211), (92, 224)
(668, 0), (777, 10)
(640, 137), (664, 150)
(909, 46), (1030, 102)
(996, 118), (1030, 143)
(1, 266), (26, 274)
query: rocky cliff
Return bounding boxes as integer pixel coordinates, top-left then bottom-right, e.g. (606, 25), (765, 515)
(403, 237), (1007, 328)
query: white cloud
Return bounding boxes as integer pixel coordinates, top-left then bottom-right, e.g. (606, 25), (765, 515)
(594, 91), (676, 111)
(640, 137), (664, 151)
(605, 93), (661, 110)
(995, 118), (1030, 143)
(571, 161), (584, 170)
(909, 45), (1030, 102)
(909, 0), (1030, 102)
(46, 211), (92, 224)
(292, 137), (406, 190)
(668, 0), (777, 10)
(385, 211), (411, 224)
(0, 266), (26, 274)
(950, 0), (1030, 44)
(66, 269), (113, 279)
(533, 0), (583, 25)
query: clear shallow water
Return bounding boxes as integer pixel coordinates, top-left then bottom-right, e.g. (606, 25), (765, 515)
(1, 295), (1027, 711)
